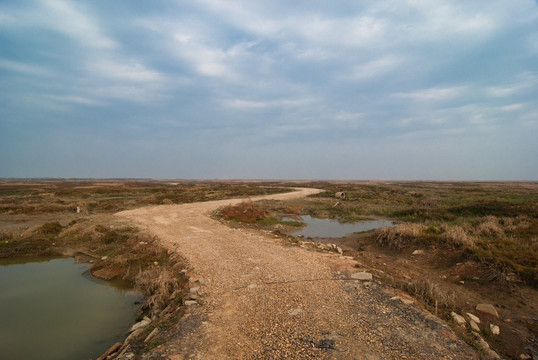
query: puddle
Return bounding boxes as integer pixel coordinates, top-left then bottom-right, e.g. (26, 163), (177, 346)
(285, 215), (393, 238)
(0, 257), (141, 360)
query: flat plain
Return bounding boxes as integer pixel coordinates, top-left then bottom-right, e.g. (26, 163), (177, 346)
(1, 180), (536, 359)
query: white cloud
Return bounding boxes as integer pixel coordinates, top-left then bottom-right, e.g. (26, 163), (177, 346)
(223, 97), (315, 110)
(0, 59), (53, 76)
(392, 86), (466, 102)
(499, 103), (524, 111)
(90, 60), (163, 83)
(90, 85), (166, 103)
(196, 0), (387, 49)
(486, 73), (537, 99)
(174, 34), (234, 78)
(350, 56), (402, 80)
(36, 0), (116, 49)
(46, 94), (103, 106)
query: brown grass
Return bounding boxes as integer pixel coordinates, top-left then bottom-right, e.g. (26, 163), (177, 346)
(135, 267), (186, 314)
(402, 279), (456, 310)
(375, 223), (426, 250)
(475, 216), (505, 237)
(441, 225), (474, 248)
(220, 201), (272, 223)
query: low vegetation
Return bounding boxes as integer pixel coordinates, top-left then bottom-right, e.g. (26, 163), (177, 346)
(293, 182), (538, 288)
(0, 179), (290, 358)
(220, 201), (272, 223)
(0, 180), (288, 215)
(219, 201), (304, 227)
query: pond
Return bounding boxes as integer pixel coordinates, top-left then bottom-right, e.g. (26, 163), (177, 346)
(0, 257), (142, 360)
(285, 215), (393, 238)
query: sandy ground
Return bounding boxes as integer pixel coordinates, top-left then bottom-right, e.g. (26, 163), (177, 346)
(117, 188), (477, 359)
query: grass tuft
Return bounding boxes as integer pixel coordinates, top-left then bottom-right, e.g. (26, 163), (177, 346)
(375, 223), (426, 250)
(220, 201), (272, 223)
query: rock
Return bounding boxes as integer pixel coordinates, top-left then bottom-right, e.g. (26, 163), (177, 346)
(288, 308), (304, 316)
(125, 329), (143, 345)
(412, 250), (424, 255)
(129, 317), (151, 332)
(184, 300), (197, 306)
(116, 344), (131, 358)
(451, 312), (466, 325)
(101, 256), (108, 260)
(476, 304), (499, 318)
(519, 354), (531, 360)
(475, 334), (500, 359)
(400, 298), (414, 305)
(144, 328), (159, 343)
(96, 342), (122, 360)
(247, 283), (257, 289)
(186, 293), (200, 301)
(315, 338), (336, 349)
(490, 324), (500, 335)
(350, 272), (372, 281)
(470, 320), (480, 332)
(466, 313), (481, 324)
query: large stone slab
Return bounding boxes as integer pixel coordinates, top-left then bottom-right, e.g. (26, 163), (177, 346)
(350, 272), (372, 281)
(476, 304), (499, 318)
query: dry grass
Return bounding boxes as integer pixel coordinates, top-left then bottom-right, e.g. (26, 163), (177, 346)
(135, 267), (185, 314)
(402, 279), (456, 310)
(475, 216), (505, 237)
(220, 201), (272, 223)
(376, 223), (426, 250)
(284, 205), (303, 215)
(441, 225), (474, 248)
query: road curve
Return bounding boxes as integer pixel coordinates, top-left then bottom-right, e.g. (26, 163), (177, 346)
(117, 188), (476, 359)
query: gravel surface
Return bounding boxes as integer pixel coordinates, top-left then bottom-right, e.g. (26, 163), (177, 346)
(117, 188), (477, 359)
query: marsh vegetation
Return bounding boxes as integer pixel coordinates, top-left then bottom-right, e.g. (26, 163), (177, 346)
(218, 181), (537, 359)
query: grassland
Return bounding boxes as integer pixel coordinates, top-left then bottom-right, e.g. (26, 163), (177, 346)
(302, 182), (537, 287)
(216, 181), (537, 359)
(0, 179), (290, 357)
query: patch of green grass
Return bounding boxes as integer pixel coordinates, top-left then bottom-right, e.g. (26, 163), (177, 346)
(147, 340), (162, 350)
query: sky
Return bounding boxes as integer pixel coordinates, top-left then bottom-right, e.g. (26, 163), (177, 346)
(0, 0), (537, 180)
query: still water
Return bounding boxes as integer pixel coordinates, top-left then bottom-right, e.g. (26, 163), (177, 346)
(287, 215), (393, 238)
(0, 257), (141, 360)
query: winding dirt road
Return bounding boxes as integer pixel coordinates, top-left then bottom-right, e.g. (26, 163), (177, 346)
(118, 188), (477, 359)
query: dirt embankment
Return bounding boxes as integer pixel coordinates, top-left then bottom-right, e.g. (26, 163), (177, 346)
(117, 188), (477, 359)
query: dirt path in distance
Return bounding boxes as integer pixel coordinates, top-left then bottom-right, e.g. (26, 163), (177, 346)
(118, 188), (477, 359)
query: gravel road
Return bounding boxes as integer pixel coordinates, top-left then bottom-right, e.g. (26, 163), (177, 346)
(118, 188), (477, 359)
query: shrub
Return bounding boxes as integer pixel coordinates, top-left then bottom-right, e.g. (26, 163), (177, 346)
(220, 201), (272, 223)
(135, 268), (184, 313)
(441, 225), (474, 248)
(38, 221), (63, 235)
(403, 279), (455, 310)
(476, 216), (504, 237)
(376, 223), (425, 250)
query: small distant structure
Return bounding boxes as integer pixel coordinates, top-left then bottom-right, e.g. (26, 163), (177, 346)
(335, 192), (346, 199)
(75, 205), (88, 214)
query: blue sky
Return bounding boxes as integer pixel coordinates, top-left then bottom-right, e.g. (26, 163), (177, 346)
(1, 0), (537, 180)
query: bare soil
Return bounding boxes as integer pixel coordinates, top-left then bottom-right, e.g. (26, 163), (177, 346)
(118, 188), (477, 359)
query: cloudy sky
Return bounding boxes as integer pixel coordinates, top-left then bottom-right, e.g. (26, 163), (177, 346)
(1, 0), (537, 180)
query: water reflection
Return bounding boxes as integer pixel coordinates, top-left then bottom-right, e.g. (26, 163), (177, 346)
(285, 215), (393, 238)
(0, 257), (141, 360)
